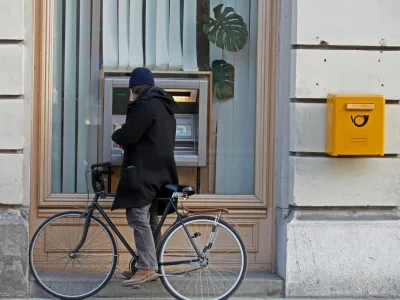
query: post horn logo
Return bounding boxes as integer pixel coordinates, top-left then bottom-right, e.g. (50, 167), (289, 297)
(351, 115), (369, 127)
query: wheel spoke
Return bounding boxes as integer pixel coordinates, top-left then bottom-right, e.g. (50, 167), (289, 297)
(30, 212), (117, 299)
(159, 216), (247, 300)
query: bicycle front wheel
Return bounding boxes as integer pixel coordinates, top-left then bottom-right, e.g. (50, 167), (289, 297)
(158, 215), (247, 300)
(29, 211), (117, 300)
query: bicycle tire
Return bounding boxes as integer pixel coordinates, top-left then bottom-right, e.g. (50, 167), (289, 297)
(158, 215), (248, 300)
(29, 210), (118, 300)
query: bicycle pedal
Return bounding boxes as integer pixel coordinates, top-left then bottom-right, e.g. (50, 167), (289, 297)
(132, 284), (140, 289)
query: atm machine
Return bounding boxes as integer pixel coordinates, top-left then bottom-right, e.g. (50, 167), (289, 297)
(101, 76), (209, 190)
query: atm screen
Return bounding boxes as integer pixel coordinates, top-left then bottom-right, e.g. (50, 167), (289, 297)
(112, 88), (130, 115)
(176, 125), (192, 137)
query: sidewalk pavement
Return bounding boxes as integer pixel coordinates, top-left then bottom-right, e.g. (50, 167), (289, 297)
(4, 297), (400, 300)
(29, 272), (284, 298)
(0, 297), (400, 300)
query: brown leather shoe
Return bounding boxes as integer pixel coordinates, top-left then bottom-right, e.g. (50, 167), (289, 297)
(121, 269), (159, 281)
(121, 269), (159, 286)
(121, 270), (132, 279)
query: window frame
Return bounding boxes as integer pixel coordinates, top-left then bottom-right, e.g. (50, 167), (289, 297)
(32, 0), (280, 219)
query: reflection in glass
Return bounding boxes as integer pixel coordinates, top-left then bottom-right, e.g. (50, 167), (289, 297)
(51, 0), (258, 195)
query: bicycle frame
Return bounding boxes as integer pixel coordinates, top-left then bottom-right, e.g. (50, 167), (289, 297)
(72, 191), (203, 266)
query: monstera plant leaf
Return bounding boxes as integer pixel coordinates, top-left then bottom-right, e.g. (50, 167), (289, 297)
(212, 59), (235, 100)
(203, 4), (248, 52)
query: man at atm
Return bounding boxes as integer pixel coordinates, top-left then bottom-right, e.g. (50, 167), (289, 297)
(111, 67), (179, 285)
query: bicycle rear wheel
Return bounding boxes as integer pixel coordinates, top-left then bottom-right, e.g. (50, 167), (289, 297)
(29, 211), (117, 300)
(158, 215), (247, 300)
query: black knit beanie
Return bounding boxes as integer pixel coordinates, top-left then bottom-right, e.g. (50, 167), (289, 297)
(129, 67), (155, 88)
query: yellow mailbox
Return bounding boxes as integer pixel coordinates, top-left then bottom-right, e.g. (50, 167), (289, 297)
(326, 94), (385, 156)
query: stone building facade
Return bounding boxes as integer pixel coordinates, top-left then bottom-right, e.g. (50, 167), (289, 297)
(276, 0), (400, 297)
(0, 0), (32, 297)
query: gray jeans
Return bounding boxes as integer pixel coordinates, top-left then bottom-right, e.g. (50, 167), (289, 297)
(126, 203), (161, 270)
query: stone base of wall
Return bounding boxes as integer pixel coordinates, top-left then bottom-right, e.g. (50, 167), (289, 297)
(0, 208), (29, 297)
(277, 208), (400, 297)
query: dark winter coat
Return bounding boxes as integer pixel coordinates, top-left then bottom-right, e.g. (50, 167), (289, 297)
(111, 87), (179, 211)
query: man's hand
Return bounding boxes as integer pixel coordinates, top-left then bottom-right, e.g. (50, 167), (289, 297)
(111, 102), (153, 146)
(113, 125), (124, 149)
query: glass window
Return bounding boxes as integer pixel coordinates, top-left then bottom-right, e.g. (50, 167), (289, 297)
(51, 0), (258, 195)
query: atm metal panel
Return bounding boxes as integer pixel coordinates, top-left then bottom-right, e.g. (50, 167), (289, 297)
(102, 76), (208, 167)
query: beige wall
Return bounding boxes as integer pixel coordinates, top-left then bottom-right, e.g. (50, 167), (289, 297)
(0, 0), (24, 205)
(288, 0), (400, 207)
(0, 0), (32, 207)
(276, 0), (400, 297)
(0, 0), (33, 297)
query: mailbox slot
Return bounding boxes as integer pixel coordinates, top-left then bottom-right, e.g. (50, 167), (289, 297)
(346, 103), (375, 110)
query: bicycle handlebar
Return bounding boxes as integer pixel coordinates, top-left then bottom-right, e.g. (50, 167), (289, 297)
(91, 162), (111, 170)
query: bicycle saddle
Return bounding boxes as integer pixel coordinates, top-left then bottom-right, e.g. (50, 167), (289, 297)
(164, 184), (196, 196)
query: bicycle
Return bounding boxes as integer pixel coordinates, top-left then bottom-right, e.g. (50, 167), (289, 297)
(29, 162), (248, 300)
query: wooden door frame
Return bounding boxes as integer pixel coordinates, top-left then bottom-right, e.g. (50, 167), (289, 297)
(30, 0), (280, 270)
